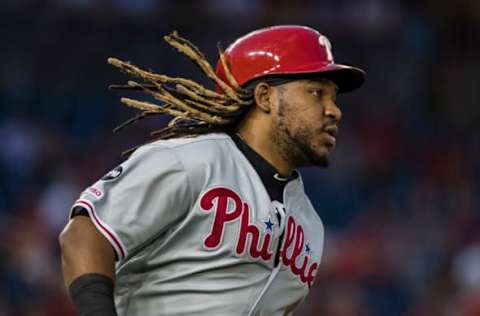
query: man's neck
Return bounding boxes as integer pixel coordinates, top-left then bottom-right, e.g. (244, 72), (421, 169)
(236, 129), (294, 177)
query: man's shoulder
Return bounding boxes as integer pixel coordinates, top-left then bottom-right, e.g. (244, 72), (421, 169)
(132, 133), (238, 167)
(134, 133), (245, 191)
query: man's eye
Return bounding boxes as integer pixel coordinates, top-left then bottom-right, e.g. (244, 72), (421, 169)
(310, 89), (324, 97)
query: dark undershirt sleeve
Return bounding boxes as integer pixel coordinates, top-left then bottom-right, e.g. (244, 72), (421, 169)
(69, 273), (118, 316)
(71, 206), (89, 217)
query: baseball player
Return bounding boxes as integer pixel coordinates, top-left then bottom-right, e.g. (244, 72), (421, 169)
(59, 25), (365, 315)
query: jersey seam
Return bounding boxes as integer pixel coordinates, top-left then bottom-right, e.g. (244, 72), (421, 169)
(163, 145), (195, 208)
(119, 147), (194, 261)
(143, 133), (231, 151)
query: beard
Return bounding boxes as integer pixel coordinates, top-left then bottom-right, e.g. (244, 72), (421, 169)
(272, 98), (330, 169)
(289, 128), (330, 168)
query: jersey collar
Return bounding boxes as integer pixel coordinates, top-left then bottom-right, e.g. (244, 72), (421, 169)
(229, 133), (298, 202)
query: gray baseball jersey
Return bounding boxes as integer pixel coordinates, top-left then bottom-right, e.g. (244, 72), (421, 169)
(70, 133), (325, 315)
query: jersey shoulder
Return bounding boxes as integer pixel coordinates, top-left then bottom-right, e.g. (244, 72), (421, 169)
(138, 133), (242, 191)
(142, 132), (237, 165)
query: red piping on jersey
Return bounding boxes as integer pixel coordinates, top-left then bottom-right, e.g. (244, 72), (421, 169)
(75, 199), (126, 259)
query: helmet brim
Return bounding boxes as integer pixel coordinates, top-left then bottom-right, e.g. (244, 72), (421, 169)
(310, 64), (366, 93)
(241, 63), (366, 94)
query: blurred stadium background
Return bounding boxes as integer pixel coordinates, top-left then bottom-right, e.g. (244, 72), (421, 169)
(0, 0), (479, 315)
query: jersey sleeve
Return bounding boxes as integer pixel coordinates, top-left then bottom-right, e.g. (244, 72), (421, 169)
(69, 144), (193, 262)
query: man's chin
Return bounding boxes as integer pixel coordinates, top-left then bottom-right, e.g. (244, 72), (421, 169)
(292, 137), (331, 168)
(304, 147), (330, 168)
(310, 154), (330, 168)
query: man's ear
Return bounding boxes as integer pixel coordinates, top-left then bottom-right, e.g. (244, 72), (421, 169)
(253, 82), (273, 113)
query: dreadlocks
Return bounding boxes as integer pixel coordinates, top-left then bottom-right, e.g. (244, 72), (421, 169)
(107, 31), (255, 155)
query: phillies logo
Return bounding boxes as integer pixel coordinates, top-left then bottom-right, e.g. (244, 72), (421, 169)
(200, 187), (319, 287)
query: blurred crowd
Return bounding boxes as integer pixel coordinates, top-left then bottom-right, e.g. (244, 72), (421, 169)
(0, 0), (479, 315)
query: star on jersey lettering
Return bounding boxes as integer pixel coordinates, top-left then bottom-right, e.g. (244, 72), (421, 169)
(264, 218), (274, 232)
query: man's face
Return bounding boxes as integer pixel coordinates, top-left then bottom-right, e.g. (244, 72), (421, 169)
(271, 78), (341, 168)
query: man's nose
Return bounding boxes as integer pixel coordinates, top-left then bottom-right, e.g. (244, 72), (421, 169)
(324, 101), (342, 123)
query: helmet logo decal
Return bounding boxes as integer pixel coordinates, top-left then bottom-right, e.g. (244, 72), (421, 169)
(318, 35), (334, 63)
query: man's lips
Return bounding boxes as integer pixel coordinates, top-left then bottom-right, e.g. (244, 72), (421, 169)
(324, 125), (338, 138)
(323, 125), (338, 148)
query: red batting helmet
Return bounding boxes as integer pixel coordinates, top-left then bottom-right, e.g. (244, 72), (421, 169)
(216, 25), (366, 93)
